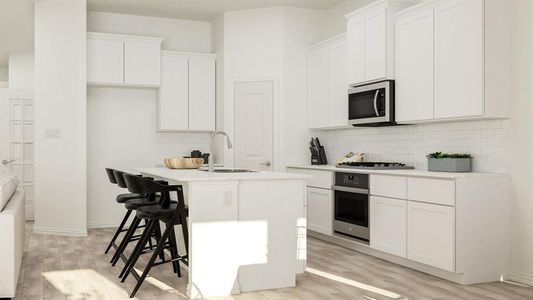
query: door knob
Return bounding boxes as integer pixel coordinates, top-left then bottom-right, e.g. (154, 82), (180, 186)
(260, 161), (272, 167)
(2, 159), (15, 165)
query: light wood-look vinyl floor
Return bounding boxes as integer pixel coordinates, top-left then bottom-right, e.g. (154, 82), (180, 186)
(13, 222), (533, 300)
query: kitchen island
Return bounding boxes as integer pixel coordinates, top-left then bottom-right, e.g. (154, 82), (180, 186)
(136, 167), (309, 298)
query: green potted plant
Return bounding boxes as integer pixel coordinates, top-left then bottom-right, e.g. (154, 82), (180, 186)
(427, 152), (473, 172)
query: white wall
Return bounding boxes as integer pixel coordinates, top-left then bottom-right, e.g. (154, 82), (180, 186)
(509, 0), (533, 285)
(211, 15), (225, 164)
(87, 87), (210, 227)
(222, 7), (323, 170)
(87, 11), (211, 53)
(8, 51), (33, 90)
(34, 0), (87, 236)
(0, 68), (7, 81)
(319, 0), (373, 38)
(86, 12), (214, 227)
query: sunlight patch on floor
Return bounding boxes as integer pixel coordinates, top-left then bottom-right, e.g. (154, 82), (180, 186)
(306, 267), (403, 299)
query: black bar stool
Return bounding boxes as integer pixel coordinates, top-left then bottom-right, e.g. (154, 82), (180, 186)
(104, 168), (148, 254)
(109, 170), (162, 266)
(121, 173), (189, 298)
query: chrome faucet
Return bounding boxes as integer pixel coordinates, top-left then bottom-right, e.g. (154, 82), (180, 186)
(209, 131), (233, 172)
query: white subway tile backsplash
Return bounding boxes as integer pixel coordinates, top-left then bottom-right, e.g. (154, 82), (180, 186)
(323, 119), (510, 173)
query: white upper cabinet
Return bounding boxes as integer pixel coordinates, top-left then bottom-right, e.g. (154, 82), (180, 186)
(308, 45), (330, 129)
(124, 40), (162, 86)
(345, 0), (416, 86)
(434, 0), (483, 119)
(395, 9), (434, 122)
(87, 36), (123, 85)
(158, 51), (216, 132)
(87, 32), (163, 87)
(188, 56), (216, 131)
(159, 53), (189, 131)
(308, 35), (348, 130)
(364, 7), (387, 81)
(394, 0), (511, 123)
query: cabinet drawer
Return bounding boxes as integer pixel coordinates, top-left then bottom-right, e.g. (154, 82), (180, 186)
(370, 175), (406, 199)
(306, 170), (333, 189)
(408, 177), (455, 206)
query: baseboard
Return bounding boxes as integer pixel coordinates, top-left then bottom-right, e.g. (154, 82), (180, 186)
(33, 225), (88, 237)
(506, 271), (533, 287)
(87, 221), (121, 229)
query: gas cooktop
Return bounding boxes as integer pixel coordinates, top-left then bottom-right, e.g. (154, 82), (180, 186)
(336, 162), (414, 170)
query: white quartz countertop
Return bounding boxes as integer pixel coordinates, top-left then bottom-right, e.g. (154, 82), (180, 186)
(137, 167), (311, 182)
(286, 165), (508, 179)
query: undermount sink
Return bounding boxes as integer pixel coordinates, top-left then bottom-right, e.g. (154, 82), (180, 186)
(201, 168), (256, 173)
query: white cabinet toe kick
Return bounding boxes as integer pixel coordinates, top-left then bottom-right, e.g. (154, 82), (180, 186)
(287, 166), (510, 285)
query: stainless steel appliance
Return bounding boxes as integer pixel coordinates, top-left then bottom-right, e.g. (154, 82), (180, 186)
(333, 172), (370, 242)
(336, 161), (414, 170)
(348, 80), (395, 126)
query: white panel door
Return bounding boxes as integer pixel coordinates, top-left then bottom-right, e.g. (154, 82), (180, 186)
(370, 196), (407, 257)
(188, 56), (216, 131)
(87, 37), (123, 84)
(159, 53), (189, 131)
(407, 201), (455, 271)
(347, 16), (365, 85)
(307, 46), (329, 128)
(364, 7), (387, 82)
(307, 187), (333, 235)
(234, 81), (273, 171)
(124, 40), (161, 86)
(0, 89), (34, 220)
(328, 38), (349, 127)
(434, 0), (484, 119)
(395, 9), (435, 122)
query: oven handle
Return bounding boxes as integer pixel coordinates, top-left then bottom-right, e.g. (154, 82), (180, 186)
(332, 185), (369, 194)
(373, 90), (380, 117)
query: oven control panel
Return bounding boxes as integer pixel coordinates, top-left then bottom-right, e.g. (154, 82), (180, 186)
(335, 172), (368, 189)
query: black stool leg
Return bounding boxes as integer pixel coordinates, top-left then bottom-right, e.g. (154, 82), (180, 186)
(154, 221), (166, 262)
(130, 217), (176, 298)
(119, 219), (155, 279)
(111, 216), (141, 265)
(168, 225), (181, 277)
(105, 209), (132, 254)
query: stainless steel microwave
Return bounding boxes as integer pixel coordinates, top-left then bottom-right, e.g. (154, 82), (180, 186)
(348, 80), (395, 126)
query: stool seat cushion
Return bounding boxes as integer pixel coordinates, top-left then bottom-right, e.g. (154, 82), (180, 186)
(124, 198), (159, 210)
(116, 193), (146, 203)
(136, 203), (188, 221)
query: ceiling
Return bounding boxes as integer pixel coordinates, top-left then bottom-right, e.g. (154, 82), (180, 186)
(0, 0), (35, 68)
(87, 0), (346, 21)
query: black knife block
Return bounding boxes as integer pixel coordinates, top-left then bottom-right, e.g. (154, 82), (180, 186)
(310, 146), (328, 165)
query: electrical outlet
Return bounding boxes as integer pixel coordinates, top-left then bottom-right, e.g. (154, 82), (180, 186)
(223, 191), (232, 206)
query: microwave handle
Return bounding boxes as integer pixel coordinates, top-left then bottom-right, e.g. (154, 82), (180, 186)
(373, 90), (379, 116)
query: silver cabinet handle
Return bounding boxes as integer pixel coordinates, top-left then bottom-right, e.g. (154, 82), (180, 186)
(373, 90), (380, 117)
(2, 159), (15, 165)
(260, 161), (272, 167)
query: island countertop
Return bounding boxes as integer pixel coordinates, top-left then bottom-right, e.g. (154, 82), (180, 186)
(136, 167), (311, 182)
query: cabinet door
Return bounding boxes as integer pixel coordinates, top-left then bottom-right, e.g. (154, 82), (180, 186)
(407, 201), (455, 271)
(158, 54), (189, 131)
(395, 10), (434, 122)
(188, 56), (216, 131)
(87, 37), (123, 84)
(307, 187), (333, 235)
(328, 38), (348, 127)
(364, 7), (387, 82)
(124, 40), (161, 86)
(434, 0), (483, 119)
(347, 16), (365, 85)
(370, 196), (407, 257)
(308, 46), (330, 129)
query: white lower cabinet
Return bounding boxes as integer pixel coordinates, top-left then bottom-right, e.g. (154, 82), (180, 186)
(407, 201), (455, 272)
(370, 196), (406, 257)
(307, 187), (333, 236)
